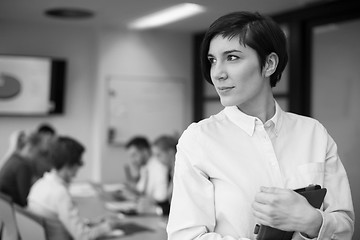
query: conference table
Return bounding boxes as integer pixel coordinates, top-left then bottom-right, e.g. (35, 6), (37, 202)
(70, 182), (168, 240)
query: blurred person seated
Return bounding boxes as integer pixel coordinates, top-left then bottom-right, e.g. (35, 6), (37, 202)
(123, 136), (151, 191)
(0, 123), (56, 170)
(0, 130), (26, 170)
(27, 136), (122, 240)
(0, 132), (51, 207)
(136, 135), (177, 216)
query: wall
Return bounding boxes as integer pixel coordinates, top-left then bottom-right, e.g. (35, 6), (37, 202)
(0, 21), (98, 180)
(95, 28), (193, 183)
(312, 18), (360, 238)
(0, 21), (193, 183)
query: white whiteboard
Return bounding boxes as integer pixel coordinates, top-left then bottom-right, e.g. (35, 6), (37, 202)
(107, 75), (185, 145)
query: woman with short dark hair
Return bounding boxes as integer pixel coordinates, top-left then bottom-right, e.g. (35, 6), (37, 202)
(167, 11), (354, 240)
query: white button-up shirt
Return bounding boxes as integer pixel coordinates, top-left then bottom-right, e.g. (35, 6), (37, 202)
(136, 157), (170, 202)
(28, 171), (111, 240)
(167, 102), (354, 240)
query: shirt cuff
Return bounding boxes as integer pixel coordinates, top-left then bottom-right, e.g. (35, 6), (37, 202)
(298, 209), (336, 240)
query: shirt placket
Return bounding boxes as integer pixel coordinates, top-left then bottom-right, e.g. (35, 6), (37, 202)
(255, 119), (284, 187)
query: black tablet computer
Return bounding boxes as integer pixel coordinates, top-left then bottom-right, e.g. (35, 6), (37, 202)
(254, 185), (327, 240)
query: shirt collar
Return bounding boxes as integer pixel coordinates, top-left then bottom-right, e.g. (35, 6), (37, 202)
(223, 100), (284, 137)
(265, 101), (283, 137)
(224, 105), (257, 136)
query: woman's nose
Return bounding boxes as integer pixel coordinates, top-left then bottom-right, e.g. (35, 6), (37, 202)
(212, 64), (228, 81)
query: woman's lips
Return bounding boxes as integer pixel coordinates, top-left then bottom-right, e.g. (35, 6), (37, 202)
(217, 86), (234, 93)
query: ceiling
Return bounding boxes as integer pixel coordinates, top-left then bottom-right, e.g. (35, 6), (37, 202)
(0, 0), (327, 33)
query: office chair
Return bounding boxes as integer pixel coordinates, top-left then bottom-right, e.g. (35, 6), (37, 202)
(0, 192), (20, 240)
(15, 206), (72, 240)
(13, 205), (47, 240)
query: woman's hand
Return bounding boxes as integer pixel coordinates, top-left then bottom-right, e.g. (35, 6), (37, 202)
(252, 186), (322, 238)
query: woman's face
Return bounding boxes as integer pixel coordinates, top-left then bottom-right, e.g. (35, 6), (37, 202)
(208, 35), (269, 110)
(152, 146), (174, 168)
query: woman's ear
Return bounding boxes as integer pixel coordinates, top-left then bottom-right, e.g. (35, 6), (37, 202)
(263, 52), (279, 78)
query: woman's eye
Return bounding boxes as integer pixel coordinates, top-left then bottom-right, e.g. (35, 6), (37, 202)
(208, 57), (216, 64)
(227, 55), (239, 61)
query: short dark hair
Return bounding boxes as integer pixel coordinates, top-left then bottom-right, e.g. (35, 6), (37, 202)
(49, 136), (85, 170)
(125, 136), (150, 151)
(200, 11), (288, 87)
(37, 123), (56, 135)
(153, 135), (177, 152)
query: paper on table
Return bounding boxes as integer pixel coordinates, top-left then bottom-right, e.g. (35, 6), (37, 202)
(102, 183), (126, 192)
(105, 201), (137, 212)
(104, 229), (125, 238)
(69, 182), (98, 197)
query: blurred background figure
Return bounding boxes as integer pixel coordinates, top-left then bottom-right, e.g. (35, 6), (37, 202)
(0, 132), (52, 206)
(0, 122), (56, 171)
(137, 135), (177, 216)
(0, 129), (26, 170)
(33, 123), (57, 178)
(37, 122), (56, 137)
(27, 136), (122, 240)
(124, 136), (151, 191)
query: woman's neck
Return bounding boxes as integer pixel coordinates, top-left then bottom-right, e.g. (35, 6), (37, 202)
(237, 93), (275, 123)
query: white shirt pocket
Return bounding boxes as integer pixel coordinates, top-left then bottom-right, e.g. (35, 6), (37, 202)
(297, 162), (325, 187)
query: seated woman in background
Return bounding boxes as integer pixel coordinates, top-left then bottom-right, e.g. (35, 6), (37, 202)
(136, 135), (177, 216)
(0, 132), (51, 207)
(27, 136), (122, 240)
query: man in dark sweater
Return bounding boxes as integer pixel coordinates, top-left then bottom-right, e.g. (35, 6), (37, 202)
(0, 132), (52, 206)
